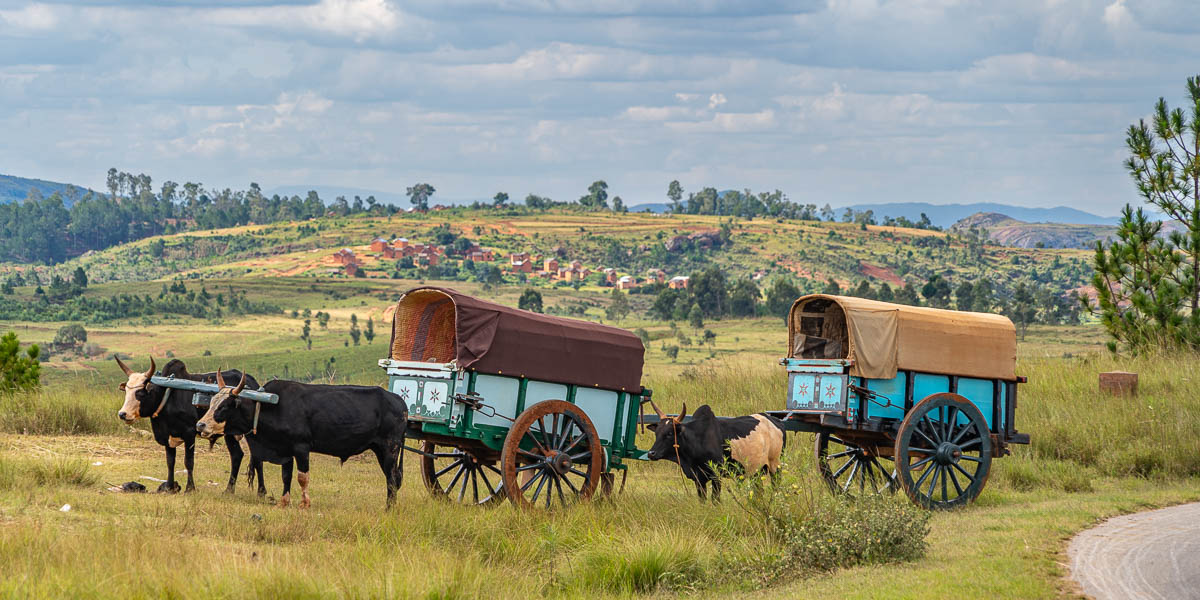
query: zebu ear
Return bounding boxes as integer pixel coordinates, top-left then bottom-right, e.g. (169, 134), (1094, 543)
(646, 422), (659, 432)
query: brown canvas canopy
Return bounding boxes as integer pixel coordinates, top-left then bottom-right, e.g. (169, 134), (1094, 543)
(388, 286), (645, 392)
(788, 294), (1016, 381)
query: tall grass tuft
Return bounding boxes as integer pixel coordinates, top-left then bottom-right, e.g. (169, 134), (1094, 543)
(29, 457), (98, 487)
(0, 384), (122, 435)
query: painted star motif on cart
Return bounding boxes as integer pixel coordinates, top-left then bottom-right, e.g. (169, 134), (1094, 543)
(825, 384), (837, 399)
(797, 382), (810, 396)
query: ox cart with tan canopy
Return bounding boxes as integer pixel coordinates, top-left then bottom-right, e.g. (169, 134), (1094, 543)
(380, 286), (651, 508)
(770, 294), (1030, 509)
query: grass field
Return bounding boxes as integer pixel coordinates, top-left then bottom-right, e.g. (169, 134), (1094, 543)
(3, 286), (1200, 598)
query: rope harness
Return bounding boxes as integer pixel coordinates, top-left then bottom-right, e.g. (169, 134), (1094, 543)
(152, 387), (171, 419)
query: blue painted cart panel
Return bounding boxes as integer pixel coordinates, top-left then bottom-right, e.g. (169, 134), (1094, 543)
(862, 373), (906, 421)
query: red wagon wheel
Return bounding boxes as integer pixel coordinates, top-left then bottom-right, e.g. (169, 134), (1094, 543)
(421, 441), (505, 505)
(501, 400), (603, 509)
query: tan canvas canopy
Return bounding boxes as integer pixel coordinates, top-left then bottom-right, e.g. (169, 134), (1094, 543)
(788, 294), (1016, 381)
(388, 286), (645, 392)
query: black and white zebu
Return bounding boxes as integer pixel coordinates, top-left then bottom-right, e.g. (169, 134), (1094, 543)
(196, 375), (408, 509)
(645, 401), (785, 501)
(114, 357), (268, 495)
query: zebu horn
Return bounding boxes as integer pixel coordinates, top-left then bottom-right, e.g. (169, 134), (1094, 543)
(649, 398), (666, 421)
(677, 403), (687, 423)
(144, 356), (155, 378)
(115, 356), (133, 376)
(216, 368), (226, 389)
(232, 372), (246, 396)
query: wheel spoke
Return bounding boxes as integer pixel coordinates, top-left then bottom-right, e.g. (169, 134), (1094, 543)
(560, 472), (580, 495)
(517, 448), (544, 461)
(446, 464), (466, 492)
(517, 462), (543, 472)
(915, 418), (939, 447)
(521, 471), (544, 492)
(959, 455), (982, 463)
(531, 471), (550, 502)
(477, 465), (497, 497)
(914, 458), (936, 489)
(483, 463), (504, 477)
(568, 450), (592, 462)
(945, 407), (958, 440)
(554, 473), (568, 507)
(947, 465), (964, 496)
(557, 420), (576, 451)
(831, 457), (855, 479)
(950, 420), (973, 445)
(925, 463), (941, 499)
(567, 466), (590, 479)
(907, 447), (935, 454)
(456, 469), (469, 503)
(825, 449), (856, 459)
(471, 467), (480, 503)
(940, 466), (949, 501)
(432, 452), (465, 458)
(841, 459), (860, 493)
(434, 459), (464, 479)
(959, 437), (982, 450)
(871, 457), (894, 490)
(909, 454), (936, 470)
(951, 461), (977, 484)
(562, 432), (586, 455)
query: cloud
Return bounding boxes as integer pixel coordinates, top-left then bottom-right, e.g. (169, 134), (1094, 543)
(2, 0), (1199, 212)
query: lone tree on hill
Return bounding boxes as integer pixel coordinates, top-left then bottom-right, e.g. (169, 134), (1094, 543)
(606, 288), (631, 322)
(1092, 75), (1200, 351)
(493, 192), (509, 208)
(518, 288), (543, 313)
(667, 180), (683, 213)
(406, 183), (435, 211)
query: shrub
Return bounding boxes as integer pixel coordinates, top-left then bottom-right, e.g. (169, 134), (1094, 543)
(725, 467), (930, 575)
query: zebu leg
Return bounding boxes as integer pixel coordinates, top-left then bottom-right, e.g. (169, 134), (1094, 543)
(279, 458), (293, 508)
(159, 446), (181, 493)
(183, 439), (196, 493)
(295, 452), (311, 509)
(224, 434), (243, 494)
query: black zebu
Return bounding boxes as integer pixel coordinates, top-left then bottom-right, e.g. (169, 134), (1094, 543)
(115, 357), (267, 495)
(197, 376), (408, 509)
(645, 402), (786, 501)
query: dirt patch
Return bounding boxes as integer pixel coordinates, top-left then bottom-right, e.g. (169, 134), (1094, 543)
(859, 262), (906, 286)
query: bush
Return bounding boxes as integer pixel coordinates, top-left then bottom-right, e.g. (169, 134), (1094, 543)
(0, 331), (40, 394)
(726, 467), (930, 575)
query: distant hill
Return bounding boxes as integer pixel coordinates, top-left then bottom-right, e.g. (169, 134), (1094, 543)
(629, 202), (670, 213)
(950, 212), (1117, 249)
(0, 174), (92, 206)
(845, 202), (1120, 228)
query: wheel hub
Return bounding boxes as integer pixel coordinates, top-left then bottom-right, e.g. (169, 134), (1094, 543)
(935, 442), (962, 465)
(545, 450), (573, 474)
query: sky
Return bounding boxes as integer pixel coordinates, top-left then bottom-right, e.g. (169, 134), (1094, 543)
(1, 0), (1198, 213)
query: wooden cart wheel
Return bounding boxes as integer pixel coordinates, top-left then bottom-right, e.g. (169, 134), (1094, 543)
(421, 441), (505, 506)
(501, 400), (603, 509)
(895, 393), (992, 510)
(815, 432), (896, 496)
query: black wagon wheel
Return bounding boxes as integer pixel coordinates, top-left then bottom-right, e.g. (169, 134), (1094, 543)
(815, 432), (896, 496)
(501, 400), (603, 509)
(895, 393), (992, 510)
(420, 441), (505, 506)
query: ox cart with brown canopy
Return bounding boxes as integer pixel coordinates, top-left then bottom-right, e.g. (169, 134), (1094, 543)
(770, 294), (1030, 509)
(380, 286), (650, 508)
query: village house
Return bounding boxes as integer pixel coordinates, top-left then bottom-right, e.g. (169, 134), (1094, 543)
(511, 259), (534, 273)
(544, 257), (559, 273)
(392, 237), (409, 248)
(647, 269), (667, 284)
(617, 275), (636, 290)
(369, 238), (389, 252)
(603, 268), (618, 284)
(416, 251), (439, 267)
(510, 252), (530, 267)
(332, 248), (356, 265)
(669, 275), (690, 290)
(467, 249), (494, 262)
(344, 262), (360, 277)
(381, 246), (399, 259)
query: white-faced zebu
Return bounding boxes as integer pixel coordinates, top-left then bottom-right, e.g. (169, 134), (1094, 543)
(645, 401), (785, 501)
(197, 374), (409, 509)
(114, 357), (267, 494)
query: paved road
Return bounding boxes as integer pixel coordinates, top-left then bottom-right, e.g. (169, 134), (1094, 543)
(1069, 502), (1200, 600)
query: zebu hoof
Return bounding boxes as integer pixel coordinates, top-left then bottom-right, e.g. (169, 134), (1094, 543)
(157, 481), (181, 494)
(278, 494), (290, 508)
(300, 495), (311, 509)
